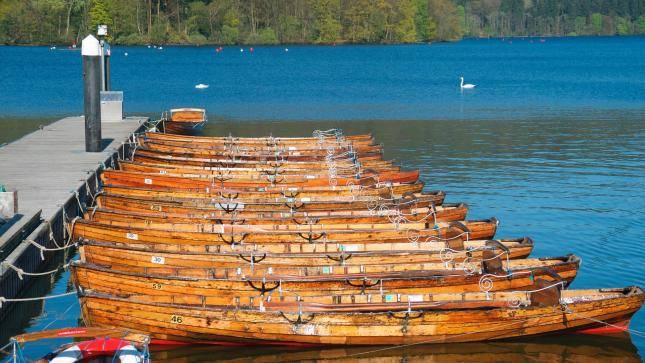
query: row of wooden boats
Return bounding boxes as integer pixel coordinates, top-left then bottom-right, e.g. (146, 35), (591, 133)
(67, 118), (643, 347)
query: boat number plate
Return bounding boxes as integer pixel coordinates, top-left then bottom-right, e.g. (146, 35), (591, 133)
(144, 178), (153, 184)
(159, 170), (167, 175)
(152, 283), (162, 290)
(126, 233), (138, 240)
(170, 315), (183, 324)
(151, 256), (165, 264)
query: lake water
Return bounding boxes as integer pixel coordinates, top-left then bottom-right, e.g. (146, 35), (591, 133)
(1, 37), (644, 361)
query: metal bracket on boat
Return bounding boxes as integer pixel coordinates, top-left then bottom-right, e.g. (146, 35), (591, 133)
(282, 190), (300, 199)
(213, 170), (232, 182)
(265, 175), (285, 185)
(279, 311), (316, 325)
(218, 192), (239, 200)
(484, 240), (510, 253)
(292, 217), (319, 226)
(297, 232), (326, 243)
(217, 202), (240, 213)
(246, 280), (280, 295)
(238, 253), (266, 264)
(345, 279), (381, 294)
(284, 200), (304, 210)
(326, 253), (352, 265)
(262, 167), (284, 176)
(387, 311), (425, 334)
(218, 233), (248, 245)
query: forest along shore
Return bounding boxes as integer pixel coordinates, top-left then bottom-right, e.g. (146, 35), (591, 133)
(1, 0), (644, 46)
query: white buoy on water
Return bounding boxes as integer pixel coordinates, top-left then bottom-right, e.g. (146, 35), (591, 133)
(285, 48), (289, 52)
(195, 84), (209, 89)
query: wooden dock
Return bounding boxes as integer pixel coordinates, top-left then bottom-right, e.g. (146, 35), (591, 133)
(0, 116), (147, 324)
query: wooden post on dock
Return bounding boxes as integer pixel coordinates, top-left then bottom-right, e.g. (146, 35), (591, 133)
(82, 35), (102, 152)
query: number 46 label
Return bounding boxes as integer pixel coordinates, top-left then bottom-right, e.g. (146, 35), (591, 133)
(170, 315), (183, 324)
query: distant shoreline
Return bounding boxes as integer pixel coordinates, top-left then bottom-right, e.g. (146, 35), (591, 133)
(1, 34), (642, 47)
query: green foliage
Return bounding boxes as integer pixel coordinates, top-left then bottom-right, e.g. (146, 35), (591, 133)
(636, 16), (645, 34)
(1, 0), (644, 45)
(116, 33), (145, 45)
(428, 0), (462, 41)
(414, 0), (429, 41)
(246, 27), (278, 44)
(150, 19), (169, 44)
(310, 0), (341, 43)
(591, 13), (602, 34)
(219, 24), (239, 44)
(188, 33), (208, 44)
(89, 0), (112, 32)
(616, 17), (631, 35)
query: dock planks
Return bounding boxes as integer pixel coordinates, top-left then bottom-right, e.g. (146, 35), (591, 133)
(0, 116), (146, 328)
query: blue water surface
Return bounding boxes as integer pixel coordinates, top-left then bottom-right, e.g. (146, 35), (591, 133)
(1, 36), (645, 120)
(0, 36), (644, 361)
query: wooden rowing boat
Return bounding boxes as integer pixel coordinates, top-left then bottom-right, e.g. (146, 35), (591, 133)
(138, 136), (380, 154)
(77, 236), (533, 268)
(78, 286), (645, 345)
(118, 159), (378, 179)
(118, 161), (407, 185)
(143, 130), (374, 145)
(132, 150), (397, 171)
(101, 169), (420, 188)
(86, 203), (467, 226)
(137, 142), (384, 162)
(71, 255), (580, 298)
(100, 177), (426, 199)
(97, 188), (444, 212)
(162, 108), (207, 135)
(71, 218), (498, 247)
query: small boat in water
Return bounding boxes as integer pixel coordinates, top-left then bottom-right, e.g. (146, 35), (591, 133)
(161, 108), (207, 135)
(9, 327), (149, 363)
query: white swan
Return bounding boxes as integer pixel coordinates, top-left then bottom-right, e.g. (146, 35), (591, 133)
(195, 84), (209, 89)
(460, 77), (476, 89)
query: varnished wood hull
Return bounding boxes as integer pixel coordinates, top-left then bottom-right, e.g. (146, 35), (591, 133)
(163, 121), (205, 135)
(138, 145), (383, 163)
(78, 238), (534, 268)
(142, 131), (375, 146)
(119, 161), (404, 185)
(71, 255), (580, 299)
(87, 203), (468, 227)
(102, 169), (420, 188)
(132, 150), (397, 171)
(71, 218), (498, 246)
(79, 287), (645, 345)
(101, 173), (426, 198)
(97, 189), (445, 212)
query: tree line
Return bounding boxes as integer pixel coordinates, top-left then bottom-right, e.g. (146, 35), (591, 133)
(1, 0), (644, 45)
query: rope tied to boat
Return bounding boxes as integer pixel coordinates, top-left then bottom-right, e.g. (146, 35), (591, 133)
(74, 190), (84, 213)
(1, 260), (72, 280)
(0, 291), (76, 308)
(26, 238), (78, 261)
